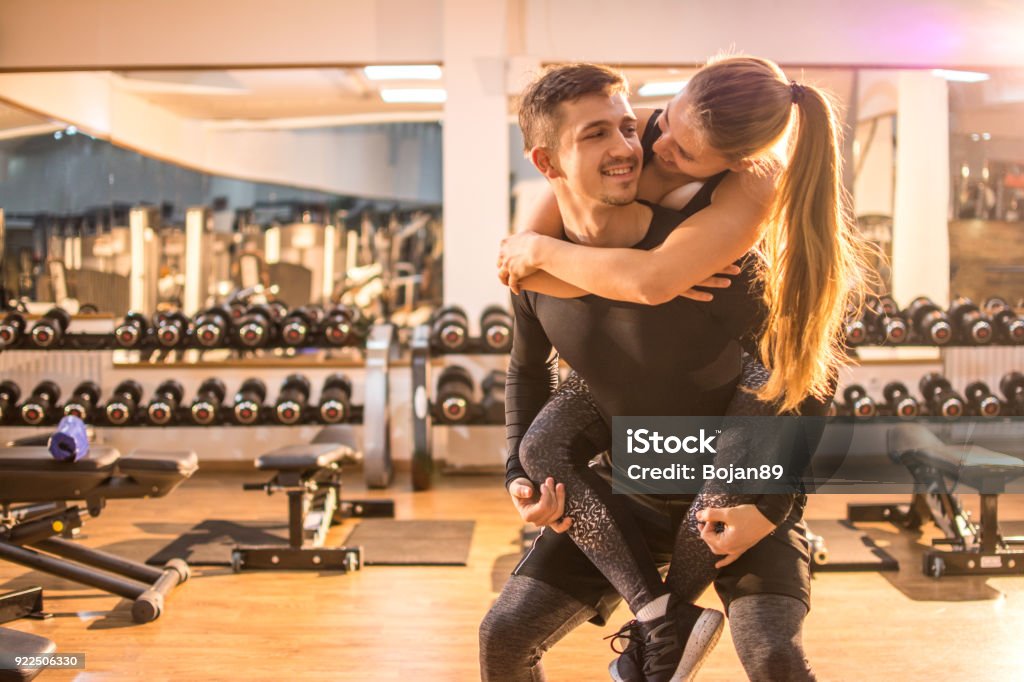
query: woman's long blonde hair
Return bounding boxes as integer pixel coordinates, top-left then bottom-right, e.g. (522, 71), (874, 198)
(686, 55), (875, 412)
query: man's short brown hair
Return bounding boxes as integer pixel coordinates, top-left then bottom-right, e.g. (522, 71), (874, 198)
(518, 64), (629, 151)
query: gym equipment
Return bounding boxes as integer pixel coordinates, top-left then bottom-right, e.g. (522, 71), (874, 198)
(113, 312), (150, 349)
(0, 444), (196, 621)
(234, 305), (277, 349)
(104, 380), (143, 426)
(20, 382), (60, 427)
(280, 307), (318, 347)
(863, 298), (908, 344)
(431, 305), (469, 353)
(362, 324), (397, 488)
(877, 295), (900, 317)
(233, 430), (393, 572)
(189, 378), (226, 426)
(848, 424), (1024, 577)
(192, 306), (232, 348)
(841, 385), (876, 418)
(480, 370), (506, 424)
(48, 415), (90, 462)
(436, 365), (475, 424)
(882, 381), (920, 419)
(147, 380), (184, 426)
(322, 306), (360, 347)
(905, 297), (952, 345)
(999, 371), (1024, 416)
(983, 297), (1024, 344)
(919, 373), (964, 418)
(480, 305), (513, 353)
(947, 297), (994, 345)
(28, 308), (71, 349)
(410, 325), (434, 491)
(274, 374), (311, 425)
(154, 311), (190, 349)
(232, 378), (266, 425)
(0, 312), (25, 349)
(844, 305), (868, 346)
(63, 381), (101, 421)
(318, 374), (352, 424)
(0, 382), (20, 425)
(964, 381), (1002, 417)
(0, 626), (56, 681)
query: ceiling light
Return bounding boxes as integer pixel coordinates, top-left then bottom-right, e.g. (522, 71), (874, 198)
(931, 69), (990, 83)
(364, 65), (442, 80)
(638, 80), (689, 97)
(380, 88), (447, 104)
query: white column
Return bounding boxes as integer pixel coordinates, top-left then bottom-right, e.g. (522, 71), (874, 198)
(442, 0), (510, 332)
(892, 71), (950, 307)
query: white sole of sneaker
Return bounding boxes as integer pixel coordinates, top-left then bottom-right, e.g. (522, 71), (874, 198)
(670, 608), (725, 682)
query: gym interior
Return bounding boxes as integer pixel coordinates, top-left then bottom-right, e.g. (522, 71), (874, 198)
(1, 2), (1024, 680)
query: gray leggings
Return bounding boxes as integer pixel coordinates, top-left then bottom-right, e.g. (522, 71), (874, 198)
(479, 575), (815, 682)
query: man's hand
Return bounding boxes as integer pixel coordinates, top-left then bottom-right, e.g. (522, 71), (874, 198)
(696, 504), (776, 568)
(508, 477), (573, 533)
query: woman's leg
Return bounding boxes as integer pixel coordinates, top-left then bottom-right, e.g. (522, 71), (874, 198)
(728, 594), (816, 682)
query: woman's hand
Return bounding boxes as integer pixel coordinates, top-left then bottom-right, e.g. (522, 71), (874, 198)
(696, 504), (777, 568)
(507, 477), (573, 533)
(498, 232), (545, 293)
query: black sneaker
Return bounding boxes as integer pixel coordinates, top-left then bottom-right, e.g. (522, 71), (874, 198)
(639, 599), (724, 682)
(606, 619), (645, 682)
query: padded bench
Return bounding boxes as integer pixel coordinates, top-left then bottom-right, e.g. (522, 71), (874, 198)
(0, 627), (56, 682)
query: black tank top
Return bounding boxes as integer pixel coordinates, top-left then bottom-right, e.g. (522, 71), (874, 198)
(641, 109), (730, 217)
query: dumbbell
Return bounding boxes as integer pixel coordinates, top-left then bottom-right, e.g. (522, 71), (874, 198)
(882, 381), (920, 419)
(0, 312), (26, 349)
(29, 307), (72, 349)
(264, 301), (289, 323)
(104, 380), (143, 425)
(842, 385), (877, 418)
(154, 311), (191, 349)
(436, 365), (475, 424)
(844, 304), (868, 346)
(947, 297), (993, 345)
(0, 380), (21, 424)
(863, 298), (908, 345)
(319, 373), (353, 424)
(190, 378), (226, 426)
(877, 295), (901, 317)
(905, 297), (953, 345)
(480, 370), (506, 424)
(63, 381), (102, 421)
(234, 305), (277, 349)
(983, 297), (1024, 344)
(147, 380), (185, 425)
(114, 312), (151, 349)
(232, 378), (266, 425)
(432, 306), (470, 353)
(998, 372), (1024, 416)
(20, 381), (61, 425)
(280, 307), (320, 347)
(193, 307), (233, 348)
(322, 306), (360, 347)
(480, 306), (514, 353)
(964, 381), (1001, 417)
(274, 374), (310, 425)
(919, 373), (964, 418)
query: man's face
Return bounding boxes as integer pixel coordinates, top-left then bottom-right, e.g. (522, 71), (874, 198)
(650, 91), (734, 179)
(547, 91), (642, 206)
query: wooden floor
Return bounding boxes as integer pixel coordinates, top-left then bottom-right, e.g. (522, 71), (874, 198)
(2, 471), (1024, 681)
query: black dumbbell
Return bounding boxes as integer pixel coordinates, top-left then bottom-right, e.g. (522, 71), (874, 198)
(29, 307), (72, 349)
(232, 378), (266, 425)
(193, 307), (233, 348)
(319, 373), (352, 424)
(436, 365), (475, 424)
(863, 298), (908, 345)
(147, 379), (184, 425)
(998, 372), (1024, 416)
(882, 381), (919, 419)
(190, 378), (226, 426)
(274, 374), (310, 425)
(983, 297), (1024, 345)
(432, 306), (470, 353)
(948, 297), (994, 345)
(0, 380), (21, 424)
(480, 306), (513, 353)
(919, 373), (964, 418)
(20, 381), (61, 425)
(964, 381), (1001, 417)
(265, 301), (289, 323)
(104, 380), (143, 425)
(905, 297), (953, 345)
(480, 370), (506, 424)
(63, 381), (102, 421)
(877, 295), (901, 317)
(114, 312), (150, 349)
(844, 303), (868, 346)
(234, 305), (278, 349)
(842, 385), (877, 418)
(154, 311), (191, 349)
(280, 307), (319, 347)
(322, 306), (359, 347)
(0, 312), (26, 349)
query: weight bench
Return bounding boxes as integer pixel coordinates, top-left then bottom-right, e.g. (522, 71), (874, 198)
(0, 446), (197, 622)
(848, 423), (1024, 577)
(233, 432), (394, 572)
(0, 627), (56, 682)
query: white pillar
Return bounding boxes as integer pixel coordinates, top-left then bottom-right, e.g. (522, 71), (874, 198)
(442, 0), (510, 332)
(892, 71), (950, 307)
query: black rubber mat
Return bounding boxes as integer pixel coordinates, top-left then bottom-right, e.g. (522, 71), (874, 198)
(808, 519), (899, 572)
(342, 520), (475, 565)
(146, 520), (289, 566)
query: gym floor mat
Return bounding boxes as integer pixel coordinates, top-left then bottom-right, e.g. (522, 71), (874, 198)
(342, 520), (475, 565)
(146, 519), (289, 566)
(808, 519), (899, 572)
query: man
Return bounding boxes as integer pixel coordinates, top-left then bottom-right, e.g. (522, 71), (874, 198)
(480, 64), (816, 682)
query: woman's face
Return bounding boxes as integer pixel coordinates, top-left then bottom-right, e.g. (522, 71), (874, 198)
(650, 91), (736, 179)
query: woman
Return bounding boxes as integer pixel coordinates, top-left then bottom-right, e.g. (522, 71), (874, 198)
(497, 55), (874, 681)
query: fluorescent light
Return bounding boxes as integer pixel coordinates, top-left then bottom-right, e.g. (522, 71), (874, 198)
(380, 88), (447, 103)
(638, 80), (689, 97)
(364, 65), (442, 80)
(931, 69), (990, 83)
